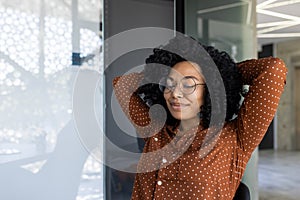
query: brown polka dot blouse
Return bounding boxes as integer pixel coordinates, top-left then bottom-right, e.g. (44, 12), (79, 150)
(113, 57), (287, 200)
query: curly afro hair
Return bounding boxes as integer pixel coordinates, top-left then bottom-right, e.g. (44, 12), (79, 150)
(136, 35), (242, 128)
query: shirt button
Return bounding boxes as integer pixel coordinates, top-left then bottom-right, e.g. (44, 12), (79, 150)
(162, 158), (167, 163)
(157, 180), (162, 185)
(154, 137), (158, 141)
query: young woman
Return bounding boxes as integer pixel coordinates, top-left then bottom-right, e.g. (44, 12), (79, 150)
(113, 36), (287, 200)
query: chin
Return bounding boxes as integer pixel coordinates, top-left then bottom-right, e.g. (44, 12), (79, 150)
(170, 112), (187, 120)
(169, 113), (181, 120)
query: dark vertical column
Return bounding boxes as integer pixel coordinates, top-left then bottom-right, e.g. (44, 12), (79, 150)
(202, 19), (209, 44)
(176, 0), (185, 33)
(103, 1), (175, 199)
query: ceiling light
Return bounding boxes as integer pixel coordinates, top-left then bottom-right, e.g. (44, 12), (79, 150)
(258, 33), (300, 38)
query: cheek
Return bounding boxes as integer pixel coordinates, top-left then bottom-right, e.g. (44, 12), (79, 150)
(198, 93), (204, 104)
(163, 93), (171, 108)
(194, 90), (205, 107)
(163, 93), (169, 102)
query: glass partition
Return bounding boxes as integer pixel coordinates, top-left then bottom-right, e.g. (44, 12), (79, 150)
(0, 0), (103, 199)
(185, 1), (258, 200)
(185, 0), (256, 61)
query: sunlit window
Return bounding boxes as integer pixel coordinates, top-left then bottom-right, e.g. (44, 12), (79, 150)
(0, 1), (103, 199)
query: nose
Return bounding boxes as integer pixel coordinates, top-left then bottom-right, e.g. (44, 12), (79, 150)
(171, 85), (183, 98)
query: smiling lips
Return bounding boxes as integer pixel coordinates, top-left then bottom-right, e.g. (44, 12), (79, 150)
(169, 101), (189, 111)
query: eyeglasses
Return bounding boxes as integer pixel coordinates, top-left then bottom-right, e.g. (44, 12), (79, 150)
(159, 76), (206, 95)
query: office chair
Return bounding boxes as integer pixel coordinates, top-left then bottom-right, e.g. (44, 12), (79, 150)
(233, 182), (250, 200)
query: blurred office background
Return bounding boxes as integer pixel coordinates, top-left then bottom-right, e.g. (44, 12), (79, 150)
(0, 0), (299, 200)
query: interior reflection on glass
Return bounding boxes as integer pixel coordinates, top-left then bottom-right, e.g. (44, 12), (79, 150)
(0, 1), (103, 199)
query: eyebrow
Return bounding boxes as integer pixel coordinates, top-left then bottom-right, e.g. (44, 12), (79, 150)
(183, 75), (200, 81)
(167, 75), (200, 81)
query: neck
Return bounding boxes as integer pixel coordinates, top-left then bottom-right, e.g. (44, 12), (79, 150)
(179, 117), (201, 132)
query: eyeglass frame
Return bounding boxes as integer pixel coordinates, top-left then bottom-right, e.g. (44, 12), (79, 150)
(159, 76), (206, 95)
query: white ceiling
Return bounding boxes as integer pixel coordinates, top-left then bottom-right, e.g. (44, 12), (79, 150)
(1, 0), (298, 47)
(257, 0), (300, 45)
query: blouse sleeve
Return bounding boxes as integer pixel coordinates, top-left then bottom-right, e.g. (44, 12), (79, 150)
(236, 57), (287, 154)
(113, 73), (165, 138)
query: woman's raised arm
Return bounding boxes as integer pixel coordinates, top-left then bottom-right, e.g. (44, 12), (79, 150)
(113, 73), (164, 139)
(235, 57), (287, 154)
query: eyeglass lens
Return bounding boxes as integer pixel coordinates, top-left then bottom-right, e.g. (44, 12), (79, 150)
(159, 77), (199, 94)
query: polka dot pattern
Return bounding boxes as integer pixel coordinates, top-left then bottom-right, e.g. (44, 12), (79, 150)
(113, 57), (287, 200)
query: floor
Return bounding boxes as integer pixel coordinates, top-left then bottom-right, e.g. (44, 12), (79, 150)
(258, 150), (300, 200)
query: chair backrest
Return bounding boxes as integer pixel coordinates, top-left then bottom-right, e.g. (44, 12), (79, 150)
(233, 182), (250, 200)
